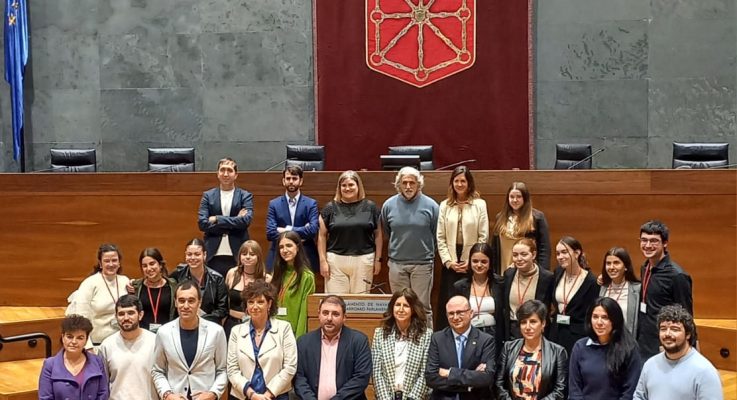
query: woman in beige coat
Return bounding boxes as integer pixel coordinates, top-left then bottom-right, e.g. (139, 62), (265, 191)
(436, 166), (488, 329)
(227, 280), (297, 400)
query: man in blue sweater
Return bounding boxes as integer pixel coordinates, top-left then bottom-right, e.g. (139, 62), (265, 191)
(381, 166), (439, 326)
(634, 304), (723, 400)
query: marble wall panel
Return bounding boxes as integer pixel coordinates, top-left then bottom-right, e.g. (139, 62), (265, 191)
(651, 0), (735, 19)
(29, 0), (98, 34)
(100, 33), (202, 89)
(202, 86), (313, 142)
(536, 80), (649, 140)
(28, 89), (101, 143)
(99, 88), (204, 144)
(649, 18), (735, 79)
(538, 0), (650, 24)
(537, 20), (648, 81)
(201, 30), (312, 88)
(200, 0), (310, 33)
(98, 0), (201, 35)
(649, 77), (736, 139)
(30, 27), (99, 90)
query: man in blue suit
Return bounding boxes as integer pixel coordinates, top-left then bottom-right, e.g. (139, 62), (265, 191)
(198, 157), (254, 277)
(425, 296), (495, 400)
(265, 165), (319, 272)
(294, 295), (372, 400)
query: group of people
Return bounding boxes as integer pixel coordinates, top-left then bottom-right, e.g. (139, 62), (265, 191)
(39, 157), (722, 399)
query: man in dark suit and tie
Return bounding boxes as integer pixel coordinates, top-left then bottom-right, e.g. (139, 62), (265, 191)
(198, 157), (254, 277)
(265, 165), (319, 272)
(294, 295), (372, 400)
(425, 295), (496, 400)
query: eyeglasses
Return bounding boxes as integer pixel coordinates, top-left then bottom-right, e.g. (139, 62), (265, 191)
(639, 238), (662, 245)
(446, 309), (470, 318)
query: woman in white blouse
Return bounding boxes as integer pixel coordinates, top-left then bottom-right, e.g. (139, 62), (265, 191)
(67, 243), (130, 345)
(436, 166), (488, 329)
(598, 247), (641, 334)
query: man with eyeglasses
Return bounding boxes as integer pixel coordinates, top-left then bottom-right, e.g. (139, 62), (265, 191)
(636, 220), (694, 359)
(425, 296), (495, 400)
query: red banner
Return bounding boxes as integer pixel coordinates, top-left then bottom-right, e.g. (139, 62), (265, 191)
(314, 0), (532, 170)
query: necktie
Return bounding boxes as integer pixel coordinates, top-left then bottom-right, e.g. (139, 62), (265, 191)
(456, 334), (466, 368)
(288, 197), (296, 207)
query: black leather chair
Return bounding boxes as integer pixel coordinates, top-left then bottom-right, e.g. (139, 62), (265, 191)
(672, 142), (729, 169)
(147, 147), (195, 172)
(49, 149), (97, 172)
(554, 144), (592, 169)
(285, 145), (325, 171)
(388, 145), (435, 170)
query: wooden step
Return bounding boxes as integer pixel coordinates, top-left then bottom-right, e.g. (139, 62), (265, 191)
(0, 307), (65, 362)
(0, 358), (43, 400)
(695, 318), (737, 372)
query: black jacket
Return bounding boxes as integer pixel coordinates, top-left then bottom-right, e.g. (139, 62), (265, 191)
(502, 266), (555, 341)
(637, 254), (694, 358)
(170, 264), (228, 324)
(496, 337), (568, 400)
(548, 267), (599, 354)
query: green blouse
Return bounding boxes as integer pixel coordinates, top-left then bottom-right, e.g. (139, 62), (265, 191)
(275, 266), (315, 338)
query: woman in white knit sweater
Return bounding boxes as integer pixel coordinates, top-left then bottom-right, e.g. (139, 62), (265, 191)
(67, 243), (130, 345)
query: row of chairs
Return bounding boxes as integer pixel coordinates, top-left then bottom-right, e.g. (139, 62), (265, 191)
(46, 142), (730, 172)
(556, 142), (731, 169)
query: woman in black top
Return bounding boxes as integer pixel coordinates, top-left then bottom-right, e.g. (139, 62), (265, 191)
(132, 247), (176, 333)
(223, 240), (271, 338)
(453, 242), (504, 351)
(318, 170), (383, 294)
(549, 236), (599, 354)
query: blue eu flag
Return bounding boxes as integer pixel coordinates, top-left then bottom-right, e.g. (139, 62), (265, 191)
(4, 0), (28, 161)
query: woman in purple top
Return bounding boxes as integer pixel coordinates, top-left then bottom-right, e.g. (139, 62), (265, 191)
(38, 314), (109, 400)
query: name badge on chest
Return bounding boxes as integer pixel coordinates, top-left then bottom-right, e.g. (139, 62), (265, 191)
(278, 307), (288, 316)
(556, 314), (571, 325)
(148, 323), (161, 333)
(640, 302), (647, 313)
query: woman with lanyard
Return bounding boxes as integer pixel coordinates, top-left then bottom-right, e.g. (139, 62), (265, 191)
(502, 238), (555, 341)
(452, 242), (504, 351)
(272, 231), (315, 338)
(436, 166), (489, 330)
(224, 240), (272, 339)
(130, 247), (177, 333)
(549, 236), (598, 355)
(227, 280), (297, 400)
(66, 243), (130, 346)
(599, 247), (641, 334)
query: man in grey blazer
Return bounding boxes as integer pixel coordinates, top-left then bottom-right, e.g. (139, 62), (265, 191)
(152, 280), (228, 400)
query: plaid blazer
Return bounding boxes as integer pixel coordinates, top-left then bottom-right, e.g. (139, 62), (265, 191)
(372, 327), (433, 400)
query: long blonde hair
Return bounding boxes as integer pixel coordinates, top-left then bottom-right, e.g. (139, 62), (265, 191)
(493, 182), (534, 237)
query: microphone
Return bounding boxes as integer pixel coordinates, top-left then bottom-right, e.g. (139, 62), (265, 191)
(265, 158), (297, 172)
(567, 148), (606, 170)
(706, 163), (737, 169)
(362, 279), (387, 294)
(31, 165), (72, 173)
(147, 163), (192, 172)
(436, 159), (477, 171)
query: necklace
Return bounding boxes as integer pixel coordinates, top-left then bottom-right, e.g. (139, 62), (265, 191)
(64, 354), (86, 376)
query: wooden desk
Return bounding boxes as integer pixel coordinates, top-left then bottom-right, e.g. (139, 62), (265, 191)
(0, 170), (734, 325)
